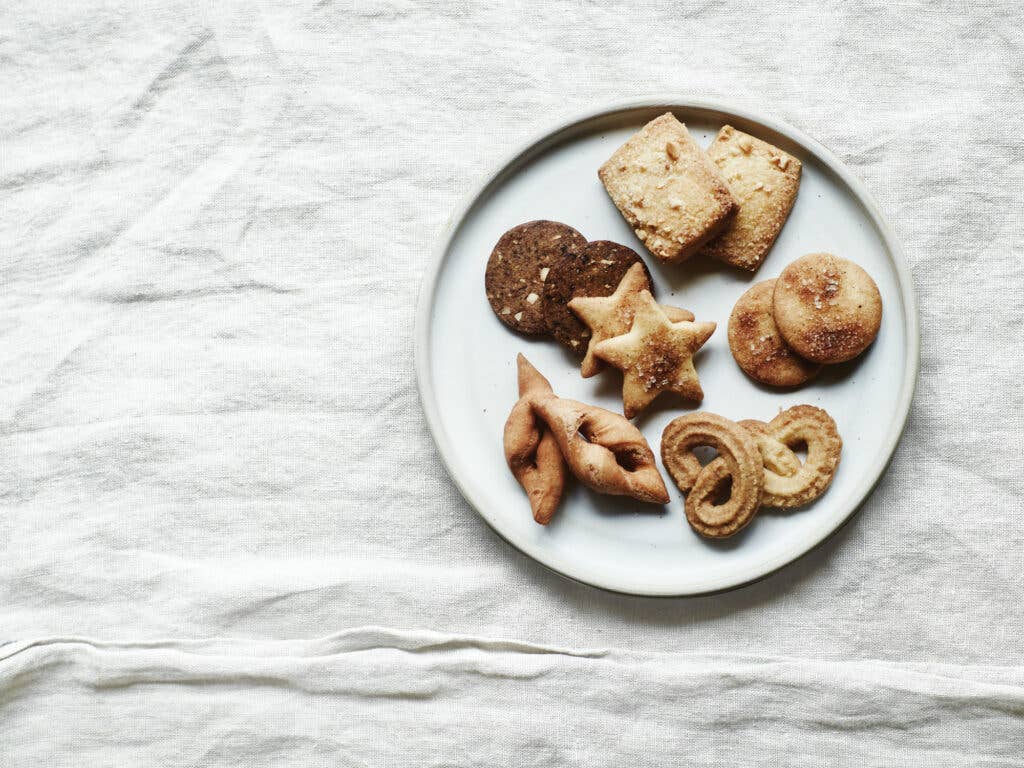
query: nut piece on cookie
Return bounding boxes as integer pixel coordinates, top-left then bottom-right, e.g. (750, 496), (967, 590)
(598, 113), (737, 264)
(485, 221), (587, 335)
(772, 253), (882, 364)
(702, 126), (802, 272)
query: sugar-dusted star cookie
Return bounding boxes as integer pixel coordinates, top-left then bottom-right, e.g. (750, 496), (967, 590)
(593, 290), (716, 418)
(568, 262), (695, 378)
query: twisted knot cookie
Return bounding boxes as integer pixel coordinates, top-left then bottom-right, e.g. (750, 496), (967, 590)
(738, 406), (842, 509)
(532, 395), (670, 504)
(661, 413), (764, 538)
(502, 355), (568, 524)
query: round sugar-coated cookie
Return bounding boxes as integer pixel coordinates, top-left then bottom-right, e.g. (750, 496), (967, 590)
(542, 240), (655, 355)
(773, 253), (882, 364)
(728, 279), (821, 387)
(485, 221), (587, 335)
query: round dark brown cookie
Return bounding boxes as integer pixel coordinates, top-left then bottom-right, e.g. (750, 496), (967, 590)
(728, 279), (821, 387)
(485, 221), (587, 335)
(542, 240), (655, 355)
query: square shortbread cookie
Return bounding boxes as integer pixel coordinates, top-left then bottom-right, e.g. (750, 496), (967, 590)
(598, 113), (737, 263)
(702, 125), (802, 271)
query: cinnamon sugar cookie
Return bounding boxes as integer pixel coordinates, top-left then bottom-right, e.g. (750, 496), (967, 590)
(728, 279), (820, 387)
(773, 253), (882, 364)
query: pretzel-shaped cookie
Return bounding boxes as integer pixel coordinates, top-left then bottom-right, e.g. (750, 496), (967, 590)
(503, 355), (568, 524)
(661, 413), (764, 538)
(532, 394), (670, 504)
(742, 406), (842, 508)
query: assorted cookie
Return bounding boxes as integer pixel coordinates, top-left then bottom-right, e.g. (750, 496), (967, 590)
(599, 113), (737, 263)
(727, 254), (883, 386)
(738, 406), (842, 509)
(504, 355), (669, 523)
(661, 412), (765, 538)
(503, 354), (567, 524)
(662, 406), (842, 538)
(773, 252), (883, 364)
(593, 290), (716, 418)
(484, 116), (883, 539)
(485, 220), (587, 335)
(542, 240), (653, 355)
(702, 126), (802, 271)
(728, 279), (821, 387)
(569, 262), (694, 378)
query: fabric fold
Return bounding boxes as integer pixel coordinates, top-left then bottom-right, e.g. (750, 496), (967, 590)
(3, 629), (1024, 765)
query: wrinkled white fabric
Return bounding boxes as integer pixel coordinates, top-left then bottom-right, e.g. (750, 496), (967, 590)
(4, 630), (1024, 765)
(1, 0), (1023, 762)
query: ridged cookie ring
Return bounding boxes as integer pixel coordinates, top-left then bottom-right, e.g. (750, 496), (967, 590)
(750, 405), (842, 508)
(661, 413), (764, 538)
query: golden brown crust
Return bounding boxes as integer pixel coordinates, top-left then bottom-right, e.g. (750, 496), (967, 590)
(532, 394), (669, 504)
(736, 419), (801, 478)
(502, 355), (568, 524)
(660, 412), (764, 538)
(773, 253), (883, 364)
(750, 405), (842, 508)
(568, 263), (694, 378)
(592, 290), (715, 418)
(702, 126), (801, 271)
(598, 113), (737, 263)
(728, 279), (821, 387)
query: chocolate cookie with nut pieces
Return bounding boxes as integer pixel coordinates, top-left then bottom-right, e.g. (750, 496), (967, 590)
(541, 240), (655, 355)
(485, 221), (588, 335)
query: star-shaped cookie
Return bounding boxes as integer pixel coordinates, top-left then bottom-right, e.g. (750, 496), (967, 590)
(568, 262), (694, 378)
(593, 290), (716, 418)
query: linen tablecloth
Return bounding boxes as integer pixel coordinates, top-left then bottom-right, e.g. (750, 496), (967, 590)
(2, 1), (1023, 764)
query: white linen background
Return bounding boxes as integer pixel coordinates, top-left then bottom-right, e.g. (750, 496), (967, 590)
(2, 0), (1023, 764)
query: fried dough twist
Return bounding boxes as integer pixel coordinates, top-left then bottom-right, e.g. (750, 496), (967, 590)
(502, 355), (568, 524)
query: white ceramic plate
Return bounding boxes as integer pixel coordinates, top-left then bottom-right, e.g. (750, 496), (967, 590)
(416, 98), (918, 596)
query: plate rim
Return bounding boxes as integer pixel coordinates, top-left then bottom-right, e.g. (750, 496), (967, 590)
(414, 96), (920, 597)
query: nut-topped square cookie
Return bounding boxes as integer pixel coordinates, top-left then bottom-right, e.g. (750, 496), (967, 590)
(702, 125), (802, 271)
(598, 113), (737, 263)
